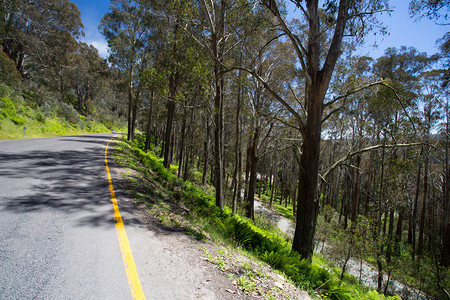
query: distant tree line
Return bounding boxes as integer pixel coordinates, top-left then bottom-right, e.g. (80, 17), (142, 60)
(0, 0), (126, 129)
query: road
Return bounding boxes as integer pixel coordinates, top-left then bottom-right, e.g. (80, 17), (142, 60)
(0, 134), (239, 300)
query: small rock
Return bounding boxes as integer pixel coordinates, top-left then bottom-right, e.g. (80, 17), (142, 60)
(226, 289), (236, 294)
(274, 282), (284, 290)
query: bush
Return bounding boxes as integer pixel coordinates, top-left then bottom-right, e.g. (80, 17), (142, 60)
(58, 102), (80, 124)
(0, 50), (21, 87)
(0, 97), (27, 125)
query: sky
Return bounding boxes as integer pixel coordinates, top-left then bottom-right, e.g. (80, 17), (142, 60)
(72, 0), (448, 59)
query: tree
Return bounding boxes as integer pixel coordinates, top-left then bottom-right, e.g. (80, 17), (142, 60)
(1, 0), (83, 77)
(254, 0), (389, 261)
(409, 0), (450, 24)
(100, 0), (152, 141)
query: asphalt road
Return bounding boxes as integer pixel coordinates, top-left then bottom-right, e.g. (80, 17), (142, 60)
(0, 134), (250, 300)
(0, 134), (140, 299)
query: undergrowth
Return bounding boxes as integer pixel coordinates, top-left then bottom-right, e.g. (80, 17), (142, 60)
(114, 134), (400, 300)
(0, 83), (126, 139)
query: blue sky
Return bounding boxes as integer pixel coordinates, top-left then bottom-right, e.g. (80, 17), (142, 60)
(72, 0), (448, 59)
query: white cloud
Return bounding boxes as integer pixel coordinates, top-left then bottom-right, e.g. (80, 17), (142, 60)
(88, 40), (109, 59)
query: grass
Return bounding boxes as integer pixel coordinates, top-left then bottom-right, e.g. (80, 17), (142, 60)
(112, 134), (402, 300)
(0, 85), (126, 140)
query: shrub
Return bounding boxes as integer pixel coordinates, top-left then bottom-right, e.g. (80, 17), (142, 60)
(58, 102), (80, 124)
(0, 50), (21, 87)
(0, 97), (26, 125)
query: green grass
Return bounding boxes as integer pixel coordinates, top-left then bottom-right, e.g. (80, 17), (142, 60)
(0, 86), (126, 140)
(113, 134), (401, 300)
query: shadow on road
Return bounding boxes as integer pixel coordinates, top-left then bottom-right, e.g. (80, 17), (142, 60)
(0, 137), (141, 228)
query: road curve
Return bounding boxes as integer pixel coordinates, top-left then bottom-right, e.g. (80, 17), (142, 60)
(0, 134), (140, 299)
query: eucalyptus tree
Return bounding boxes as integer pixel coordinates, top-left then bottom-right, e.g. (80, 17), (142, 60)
(1, 0), (83, 77)
(69, 42), (110, 113)
(242, 38), (296, 220)
(100, 0), (154, 141)
(193, 0), (262, 209)
(241, 0), (391, 262)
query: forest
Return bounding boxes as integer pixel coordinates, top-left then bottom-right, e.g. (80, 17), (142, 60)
(0, 0), (126, 138)
(1, 0), (449, 299)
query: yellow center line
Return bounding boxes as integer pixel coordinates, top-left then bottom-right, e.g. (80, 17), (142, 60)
(105, 137), (146, 300)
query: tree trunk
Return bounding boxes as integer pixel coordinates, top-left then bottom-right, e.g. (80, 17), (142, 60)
(395, 209), (403, 243)
(130, 90), (140, 141)
(232, 67), (242, 213)
(270, 157), (277, 208)
(292, 90), (322, 261)
(377, 254), (383, 292)
(418, 151), (429, 256)
(411, 160), (422, 260)
(351, 155), (361, 222)
(442, 103), (450, 267)
(246, 127), (260, 220)
(178, 114), (187, 178)
(202, 116), (210, 186)
(292, 178), (297, 216)
(127, 64), (134, 141)
(163, 98), (176, 169)
(386, 208), (395, 263)
(163, 21), (180, 168)
(144, 91), (154, 151)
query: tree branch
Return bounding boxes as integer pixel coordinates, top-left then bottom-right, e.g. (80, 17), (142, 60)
(260, 0), (311, 84)
(321, 142), (427, 179)
(232, 66), (306, 134)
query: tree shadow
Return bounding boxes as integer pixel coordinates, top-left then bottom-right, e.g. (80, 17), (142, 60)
(0, 138), (141, 228)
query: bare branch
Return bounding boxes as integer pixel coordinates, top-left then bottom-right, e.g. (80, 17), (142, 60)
(379, 82), (418, 133)
(232, 66), (306, 134)
(260, 0), (311, 84)
(321, 142), (427, 179)
(289, 85), (307, 117)
(321, 95), (348, 124)
(323, 80), (384, 108)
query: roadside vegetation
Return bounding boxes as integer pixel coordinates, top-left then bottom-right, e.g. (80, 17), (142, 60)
(0, 83), (125, 140)
(0, 0), (127, 140)
(113, 134), (402, 300)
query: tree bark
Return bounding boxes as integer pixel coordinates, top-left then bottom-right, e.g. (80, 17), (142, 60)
(442, 104), (450, 266)
(418, 150), (429, 256)
(144, 91), (154, 152)
(163, 98), (176, 169)
(232, 63), (243, 213)
(291, 0), (349, 262)
(163, 21), (180, 169)
(246, 127), (260, 220)
(351, 155), (361, 222)
(178, 112), (187, 178)
(411, 160), (422, 260)
(130, 90), (140, 141)
(127, 64), (134, 141)
(202, 116), (210, 186)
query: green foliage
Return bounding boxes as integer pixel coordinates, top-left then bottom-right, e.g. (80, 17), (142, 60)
(261, 251), (299, 275)
(122, 134), (397, 300)
(57, 102), (80, 124)
(0, 83), (122, 140)
(0, 50), (21, 87)
(0, 97), (26, 125)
